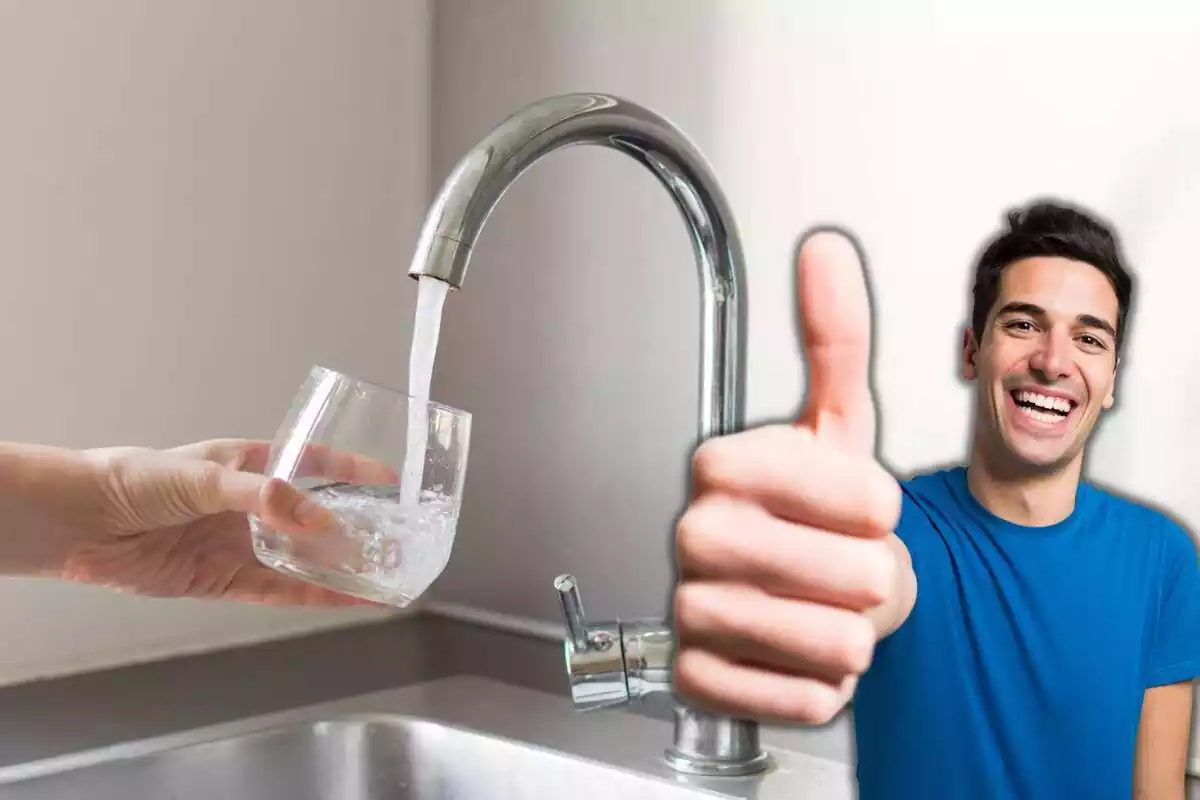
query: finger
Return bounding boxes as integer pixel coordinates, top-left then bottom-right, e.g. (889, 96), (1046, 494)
(690, 425), (900, 536)
(675, 582), (877, 681)
(182, 464), (338, 534)
(167, 439), (263, 468)
(176, 440), (399, 485)
(673, 647), (857, 726)
(794, 228), (878, 453)
(224, 565), (391, 608)
(676, 496), (896, 611)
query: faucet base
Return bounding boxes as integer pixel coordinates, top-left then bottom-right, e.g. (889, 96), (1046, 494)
(663, 708), (771, 777)
(663, 747), (772, 777)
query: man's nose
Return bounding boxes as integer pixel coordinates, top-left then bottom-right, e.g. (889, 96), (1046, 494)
(1028, 329), (1072, 380)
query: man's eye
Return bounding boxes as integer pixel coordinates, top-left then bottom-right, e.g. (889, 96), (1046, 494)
(1005, 320), (1034, 331)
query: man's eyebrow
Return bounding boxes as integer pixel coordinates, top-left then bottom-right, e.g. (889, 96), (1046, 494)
(1077, 313), (1117, 340)
(995, 301), (1044, 318)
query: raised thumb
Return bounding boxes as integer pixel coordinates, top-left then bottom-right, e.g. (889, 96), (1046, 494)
(794, 227), (879, 453)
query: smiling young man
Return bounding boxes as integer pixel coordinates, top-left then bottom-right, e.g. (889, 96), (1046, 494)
(849, 201), (1200, 798)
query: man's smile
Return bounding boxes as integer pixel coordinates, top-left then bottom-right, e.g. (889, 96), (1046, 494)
(1005, 386), (1080, 434)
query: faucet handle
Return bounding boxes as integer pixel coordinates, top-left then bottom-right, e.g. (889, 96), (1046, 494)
(551, 574), (630, 711)
(554, 574), (590, 653)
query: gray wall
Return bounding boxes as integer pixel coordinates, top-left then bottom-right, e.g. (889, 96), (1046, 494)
(0, 0), (430, 685)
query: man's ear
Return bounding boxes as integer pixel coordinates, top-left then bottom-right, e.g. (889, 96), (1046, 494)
(1103, 355), (1120, 410)
(962, 327), (980, 381)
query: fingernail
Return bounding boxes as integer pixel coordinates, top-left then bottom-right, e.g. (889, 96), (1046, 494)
(293, 496), (326, 525)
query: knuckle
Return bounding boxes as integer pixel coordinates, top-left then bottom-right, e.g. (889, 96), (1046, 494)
(836, 613), (878, 675)
(672, 647), (698, 683)
(186, 460), (217, 491)
(863, 540), (898, 604)
(674, 501), (729, 573)
(259, 476), (292, 508)
(671, 648), (711, 700)
(775, 683), (841, 726)
(194, 463), (229, 505)
(805, 685), (846, 725)
(674, 506), (703, 557)
(672, 586), (691, 632)
(867, 468), (903, 531)
(674, 583), (722, 637)
(781, 423), (817, 449)
(174, 438), (226, 461)
(690, 437), (734, 489)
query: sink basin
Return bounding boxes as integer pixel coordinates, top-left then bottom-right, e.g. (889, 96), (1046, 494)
(0, 717), (710, 799)
(0, 676), (853, 799)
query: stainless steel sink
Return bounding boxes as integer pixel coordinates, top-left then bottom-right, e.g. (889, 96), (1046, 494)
(0, 676), (853, 799)
(0, 717), (712, 799)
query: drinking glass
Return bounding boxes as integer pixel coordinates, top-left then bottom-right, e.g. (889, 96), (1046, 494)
(250, 365), (471, 607)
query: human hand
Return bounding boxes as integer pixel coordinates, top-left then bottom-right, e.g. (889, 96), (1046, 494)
(672, 230), (909, 725)
(61, 438), (398, 606)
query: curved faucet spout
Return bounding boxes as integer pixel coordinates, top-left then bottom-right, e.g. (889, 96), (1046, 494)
(406, 92), (745, 442)
(408, 93), (765, 777)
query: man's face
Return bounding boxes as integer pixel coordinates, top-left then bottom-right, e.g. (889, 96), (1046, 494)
(963, 256), (1120, 473)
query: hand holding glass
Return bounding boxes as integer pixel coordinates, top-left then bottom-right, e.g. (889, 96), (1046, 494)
(250, 366), (471, 607)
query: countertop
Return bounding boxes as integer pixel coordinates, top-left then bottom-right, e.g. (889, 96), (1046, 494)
(0, 610), (1195, 797)
(0, 673), (856, 798)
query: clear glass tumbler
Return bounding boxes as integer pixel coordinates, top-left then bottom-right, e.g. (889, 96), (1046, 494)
(250, 365), (471, 607)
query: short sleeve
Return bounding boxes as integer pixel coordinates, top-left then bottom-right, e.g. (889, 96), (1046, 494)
(893, 481), (940, 582)
(1146, 519), (1200, 687)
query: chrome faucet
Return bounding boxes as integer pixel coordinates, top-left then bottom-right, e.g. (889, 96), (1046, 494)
(407, 93), (769, 777)
(552, 573), (769, 776)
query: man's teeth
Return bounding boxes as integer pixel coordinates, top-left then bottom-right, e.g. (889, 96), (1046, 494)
(1015, 390), (1073, 414)
(1013, 390), (1074, 424)
(1018, 405), (1064, 424)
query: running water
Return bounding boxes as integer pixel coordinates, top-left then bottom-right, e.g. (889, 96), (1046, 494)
(262, 276), (455, 606)
(304, 482), (458, 603)
(400, 276), (450, 506)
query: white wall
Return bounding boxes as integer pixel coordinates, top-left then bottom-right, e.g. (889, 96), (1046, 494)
(426, 0), (1200, 626)
(0, 0), (430, 685)
(424, 1), (1200, 764)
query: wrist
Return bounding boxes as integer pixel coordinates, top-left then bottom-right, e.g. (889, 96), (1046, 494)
(0, 441), (107, 577)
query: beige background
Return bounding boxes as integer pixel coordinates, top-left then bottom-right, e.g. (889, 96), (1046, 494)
(0, 0), (429, 682)
(2, 3), (1199, 760)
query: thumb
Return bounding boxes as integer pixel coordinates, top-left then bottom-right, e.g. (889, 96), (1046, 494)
(195, 466), (335, 533)
(794, 227), (879, 453)
(139, 460), (335, 533)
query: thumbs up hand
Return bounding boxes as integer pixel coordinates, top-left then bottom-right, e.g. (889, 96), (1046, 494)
(672, 230), (912, 725)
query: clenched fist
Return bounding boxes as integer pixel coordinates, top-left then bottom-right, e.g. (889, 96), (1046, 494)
(672, 230), (915, 725)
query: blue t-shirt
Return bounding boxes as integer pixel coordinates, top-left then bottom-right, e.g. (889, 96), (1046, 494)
(853, 465), (1200, 798)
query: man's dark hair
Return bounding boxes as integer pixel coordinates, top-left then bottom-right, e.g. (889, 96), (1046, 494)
(970, 199), (1135, 352)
